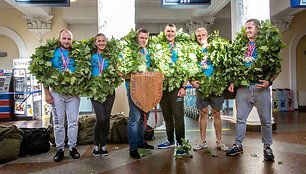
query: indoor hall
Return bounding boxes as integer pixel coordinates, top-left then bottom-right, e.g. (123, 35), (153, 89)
(0, 111), (306, 174)
(1, 0), (306, 174)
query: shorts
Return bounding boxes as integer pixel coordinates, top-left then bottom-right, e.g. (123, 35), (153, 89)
(196, 90), (224, 111)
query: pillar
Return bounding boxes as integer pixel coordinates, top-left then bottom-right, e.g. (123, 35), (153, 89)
(230, 0), (276, 131)
(96, 0), (135, 116)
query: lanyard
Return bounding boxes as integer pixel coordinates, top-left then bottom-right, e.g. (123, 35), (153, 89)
(60, 48), (70, 71)
(96, 53), (105, 75)
(246, 42), (256, 57)
(169, 42), (175, 52)
(141, 48), (147, 56)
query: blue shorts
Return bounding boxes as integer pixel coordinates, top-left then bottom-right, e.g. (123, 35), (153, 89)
(196, 90), (224, 111)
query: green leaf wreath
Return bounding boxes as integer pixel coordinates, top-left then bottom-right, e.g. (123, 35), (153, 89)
(229, 20), (285, 87)
(149, 29), (193, 92)
(29, 37), (123, 102)
(82, 37), (123, 103)
(189, 31), (231, 98)
(118, 29), (156, 75)
(29, 38), (89, 95)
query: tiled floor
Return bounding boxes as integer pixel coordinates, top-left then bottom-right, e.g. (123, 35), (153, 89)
(0, 111), (306, 174)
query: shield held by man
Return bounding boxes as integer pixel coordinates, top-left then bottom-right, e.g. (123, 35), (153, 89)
(130, 72), (164, 113)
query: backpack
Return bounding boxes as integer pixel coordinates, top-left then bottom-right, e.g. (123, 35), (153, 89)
(144, 125), (155, 140)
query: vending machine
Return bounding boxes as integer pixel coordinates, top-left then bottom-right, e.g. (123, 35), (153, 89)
(0, 70), (14, 119)
(13, 59), (42, 119)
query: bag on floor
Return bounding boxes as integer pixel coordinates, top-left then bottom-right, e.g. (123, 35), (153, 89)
(77, 115), (96, 145)
(144, 125), (155, 140)
(108, 113), (128, 143)
(19, 126), (52, 156)
(0, 125), (23, 163)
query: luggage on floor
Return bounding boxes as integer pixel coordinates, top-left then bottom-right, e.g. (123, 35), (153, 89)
(0, 125), (23, 163)
(19, 126), (52, 156)
(77, 115), (95, 145)
(144, 125), (155, 140)
(108, 113), (128, 143)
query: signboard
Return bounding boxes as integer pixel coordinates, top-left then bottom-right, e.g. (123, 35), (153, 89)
(290, 0), (306, 8)
(161, 0), (211, 8)
(15, 0), (70, 7)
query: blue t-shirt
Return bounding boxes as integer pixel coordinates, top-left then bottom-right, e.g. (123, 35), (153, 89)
(200, 48), (214, 78)
(125, 48), (151, 91)
(169, 43), (178, 64)
(50, 47), (75, 72)
(90, 53), (109, 77)
(244, 42), (258, 67)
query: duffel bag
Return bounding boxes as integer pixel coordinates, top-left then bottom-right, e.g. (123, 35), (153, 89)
(0, 125), (23, 163)
(19, 126), (52, 156)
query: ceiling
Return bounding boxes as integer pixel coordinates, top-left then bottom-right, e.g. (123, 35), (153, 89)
(0, 0), (304, 26)
(1, 0), (230, 25)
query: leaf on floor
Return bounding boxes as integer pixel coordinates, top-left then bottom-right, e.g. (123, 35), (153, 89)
(278, 161), (283, 165)
(138, 149), (152, 157)
(251, 153), (258, 158)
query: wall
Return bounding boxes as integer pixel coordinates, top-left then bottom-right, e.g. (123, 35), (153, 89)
(0, 35), (18, 70)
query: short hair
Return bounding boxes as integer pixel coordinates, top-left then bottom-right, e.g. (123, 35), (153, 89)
(195, 27), (208, 36)
(59, 29), (73, 40)
(165, 23), (176, 28)
(246, 18), (261, 28)
(137, 28), (149, 35)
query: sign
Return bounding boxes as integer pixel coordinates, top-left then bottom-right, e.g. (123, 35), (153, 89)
(130, 72), (164, 113)
(161, 0), (211, 8)
(15, 0), (70, 7)
(290, 0), (306, 8)
(13, 58), (31, 69)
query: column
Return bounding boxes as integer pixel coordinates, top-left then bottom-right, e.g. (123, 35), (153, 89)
(96, 0), (135, 116)
(24, 15), (53, 43)
(97, 0), (135, 39)
(230, 0), (275, 130)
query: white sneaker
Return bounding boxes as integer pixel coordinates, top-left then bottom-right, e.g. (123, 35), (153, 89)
(193, 140), (207, 150)
(217, 141), (229, 151)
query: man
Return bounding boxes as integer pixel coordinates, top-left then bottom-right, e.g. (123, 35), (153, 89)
(226, 19), (279, 161)
(191, 27), (228, 151)
(123, 28), (155, 159)
(157, 23), (187, 156)
(44, 30), (81, 162)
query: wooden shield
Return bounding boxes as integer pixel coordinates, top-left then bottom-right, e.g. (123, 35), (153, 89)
(130, 72), (164, 113)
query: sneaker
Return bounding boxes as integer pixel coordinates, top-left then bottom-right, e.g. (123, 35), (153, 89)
(157, 141), (175, 149)
(101, 146), (108, 156)
(54, 149), (64, 162)
(263, 147), (274, 161)
(138, 142), (154, 149)
(93, 145), (100, 157)
(130, 149), (140, 159)
(69, 147), (80, 159)
(175, 145), (185, 156)
(217, 141), (229, 151)
(193, 140), (207, 150)
(226, 144), (243, 156)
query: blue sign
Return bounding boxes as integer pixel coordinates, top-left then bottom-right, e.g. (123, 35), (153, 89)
(290, 0), (306, 8)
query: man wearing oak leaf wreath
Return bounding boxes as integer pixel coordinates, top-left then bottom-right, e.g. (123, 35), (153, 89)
(226, 19), (280, 161)
(44, 29), (81, 162)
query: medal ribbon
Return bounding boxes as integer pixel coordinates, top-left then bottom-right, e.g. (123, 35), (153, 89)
(96, 53), (105, 75)
(60, 48), (70, 71)
(246, 42), (256, 57)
